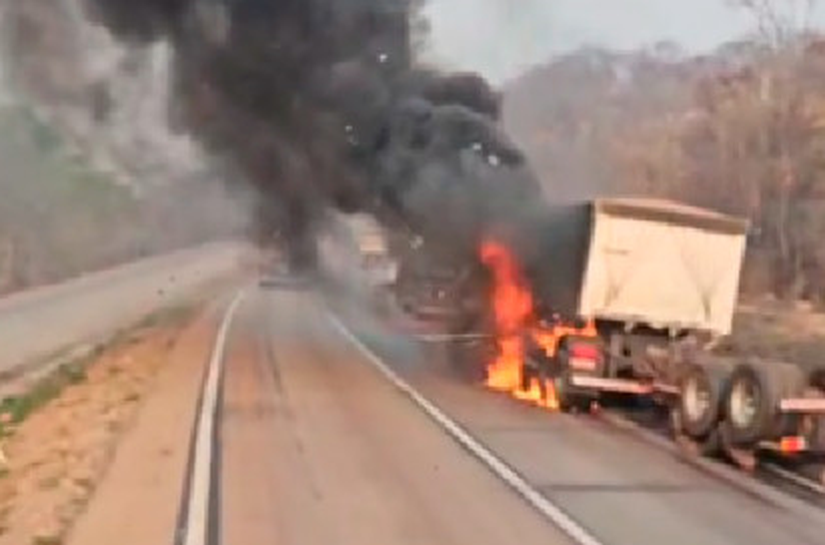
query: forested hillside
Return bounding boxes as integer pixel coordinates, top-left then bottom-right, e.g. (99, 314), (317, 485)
(0, 105), (250, 295)
(505, 32), (825, 301)
(0, 1), (250, 295)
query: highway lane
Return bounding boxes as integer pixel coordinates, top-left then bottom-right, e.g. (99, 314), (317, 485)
(213, 285), (825, 545)
(340, 300), (825, 545)
(219, 289), (573, 545)
(0, 243), (246, 375)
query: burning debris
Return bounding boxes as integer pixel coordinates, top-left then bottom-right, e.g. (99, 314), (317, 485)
(69, 0), (571, 411)
(79, 0), (542, 267)
(479, 239), (561, 411)
(479, 239), (532, 391)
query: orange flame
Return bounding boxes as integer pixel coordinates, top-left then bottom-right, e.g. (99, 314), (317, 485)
(514, 377), (560, 410)
(479, 239), (559, 411)
(479, 240), (533, 392)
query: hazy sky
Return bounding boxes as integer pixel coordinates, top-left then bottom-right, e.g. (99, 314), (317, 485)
(423, 0), (825, 83)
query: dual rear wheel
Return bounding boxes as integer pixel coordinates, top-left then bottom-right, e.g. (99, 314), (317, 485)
(722, 362), (806, 447)
(677, 359), (824, 459)
(676, 361), (731, 455)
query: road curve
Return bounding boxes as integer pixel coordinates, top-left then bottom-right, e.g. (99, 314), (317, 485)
(0, 243), (246, 375)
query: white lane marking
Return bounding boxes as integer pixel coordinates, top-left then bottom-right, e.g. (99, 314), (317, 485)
(764, 463), (825, 496)
(413, 332), (492, 343)
(599, 411), (825, 525)
(328, 313), (604, 545)
(183, 290), (246, 545)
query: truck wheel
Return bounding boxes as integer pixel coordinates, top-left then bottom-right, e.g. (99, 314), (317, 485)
(554, 342), (600, 412)
(723, 361), (805, 447)
(552, 368), (593, 412)
(801, 369), (825, 453)
(679, 362), (729, 440)
(802, 410), (825, 454)
(672, 405), (723, 456)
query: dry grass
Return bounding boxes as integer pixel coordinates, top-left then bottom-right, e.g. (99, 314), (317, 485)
(717, 299), (825, 372)
(0, 307), (195, 545)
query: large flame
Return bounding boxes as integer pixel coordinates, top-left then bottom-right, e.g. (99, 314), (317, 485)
(479, 240), (533, 391)
(479, 239), (559, 410)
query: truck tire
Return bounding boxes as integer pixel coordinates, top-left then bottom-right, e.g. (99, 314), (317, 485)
(670, 404), (723, 456)
(678, 362), (730, 440)
(552, 369), (594, 412)
(804, 409), (825, 454)
(554, 343), (598, 412)
(801, 368), (825, 453)
(723, 361), (805, 447)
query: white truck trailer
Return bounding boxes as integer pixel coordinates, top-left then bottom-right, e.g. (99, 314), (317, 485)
(510, 198), (825, 464)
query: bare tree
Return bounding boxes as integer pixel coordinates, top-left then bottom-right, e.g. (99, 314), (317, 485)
(730, 0), (816, 45)
(725, 0), (821, 297)
(505, 3), (825, 299)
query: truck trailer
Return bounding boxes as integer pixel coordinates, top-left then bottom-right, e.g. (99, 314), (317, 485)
(505, 197), (825, 465)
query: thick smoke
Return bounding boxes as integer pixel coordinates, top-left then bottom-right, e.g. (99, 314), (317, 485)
(82, 0), (543, 267)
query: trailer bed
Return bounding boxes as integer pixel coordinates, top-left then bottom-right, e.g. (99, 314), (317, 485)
(513, 198), (749, 335)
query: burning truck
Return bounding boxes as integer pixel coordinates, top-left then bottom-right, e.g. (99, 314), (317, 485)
(83, 0), (823, 470)
(465, 197), (825, 467)
(394, 242), (483, 321)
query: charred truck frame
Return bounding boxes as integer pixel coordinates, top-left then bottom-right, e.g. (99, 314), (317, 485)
(494, 198), (825, 466)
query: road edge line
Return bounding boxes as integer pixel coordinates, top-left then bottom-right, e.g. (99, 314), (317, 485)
(327, 313), (604, 545)
(181, 290), (245, 545)
(763, 463), (825, 496)
(596, 410), (825, 521)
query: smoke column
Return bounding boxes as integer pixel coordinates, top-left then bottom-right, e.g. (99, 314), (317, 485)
(81, 0), (543, 267)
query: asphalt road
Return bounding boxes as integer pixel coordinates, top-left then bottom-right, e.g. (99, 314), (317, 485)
(0, 243), (245, 375)
(220, 289), (571, 545)
(218, 286), (825, 545)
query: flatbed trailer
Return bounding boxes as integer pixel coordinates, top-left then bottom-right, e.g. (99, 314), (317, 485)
(507, 198), (825, 467)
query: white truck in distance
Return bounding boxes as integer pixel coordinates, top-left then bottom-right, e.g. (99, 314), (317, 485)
(318, 213), (398, 293)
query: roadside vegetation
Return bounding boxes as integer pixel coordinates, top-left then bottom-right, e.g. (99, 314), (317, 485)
(0, 104), (249, 297)
(505, 0), (825, 304)
(0, 362), (87, 440)
(0, 105), (140, 295)
(0, 303), (197, 544)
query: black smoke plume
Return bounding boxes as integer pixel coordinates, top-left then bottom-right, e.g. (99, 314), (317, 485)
(82, 0), (543, 268)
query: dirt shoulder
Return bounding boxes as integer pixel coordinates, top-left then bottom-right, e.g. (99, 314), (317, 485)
(0, 300), (218, 545)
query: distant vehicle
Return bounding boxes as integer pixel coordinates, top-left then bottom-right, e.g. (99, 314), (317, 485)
(257, 247), (313, 289)
(343, 215), (398, 291)
(504, 198), (825, 465)
(394, 245), (486, 323)
(356, 230), (398, 290)
(317, 213), (398, 296)
(395, 247), (461, 319)
(395, 258), (460, 319)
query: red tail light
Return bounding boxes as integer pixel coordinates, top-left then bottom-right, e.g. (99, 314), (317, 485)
(570, 343), (600, 361)
(568, 342), (600, 372)
(779, 436), (807, 455)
